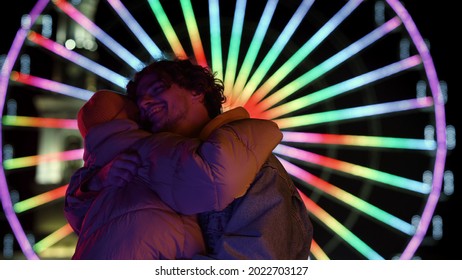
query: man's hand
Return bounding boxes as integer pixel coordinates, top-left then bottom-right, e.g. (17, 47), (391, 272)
(89, 151), (142, 191)
(104, 151), (141, 188)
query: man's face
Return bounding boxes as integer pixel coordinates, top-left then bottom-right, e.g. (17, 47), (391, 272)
(135, 72), (208, 136)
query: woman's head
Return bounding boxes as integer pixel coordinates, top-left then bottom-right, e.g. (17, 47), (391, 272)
(77, 90), (139, 138)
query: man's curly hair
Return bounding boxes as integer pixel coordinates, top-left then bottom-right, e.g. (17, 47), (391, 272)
(126, 58), (226, 118)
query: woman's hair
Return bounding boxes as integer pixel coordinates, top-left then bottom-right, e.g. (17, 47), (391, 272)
(126, 58), (226, 118)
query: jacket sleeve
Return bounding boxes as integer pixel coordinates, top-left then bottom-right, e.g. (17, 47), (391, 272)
(140, 118), (282, 215)
(64, 166), (100, 236)
(197, 155), (313, 260)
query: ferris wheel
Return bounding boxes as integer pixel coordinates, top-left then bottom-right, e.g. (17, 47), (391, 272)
(0, 0), (453, 260)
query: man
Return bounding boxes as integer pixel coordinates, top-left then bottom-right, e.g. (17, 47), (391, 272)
(122, 58), (313, 259)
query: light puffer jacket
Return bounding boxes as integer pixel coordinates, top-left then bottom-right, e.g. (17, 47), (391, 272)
(195, 154), (314, 259)
(191, 113), (313, 260)
(65, 107), (282, 259)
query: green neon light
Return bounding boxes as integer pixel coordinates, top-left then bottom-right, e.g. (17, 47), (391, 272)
(209, 0), (223, 80)
(148, 0), (186, 58)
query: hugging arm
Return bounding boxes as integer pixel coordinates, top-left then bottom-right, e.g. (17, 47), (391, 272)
(64, 146), (143, 235)
(64, 118), (282, 228)
(64, 166), (100, 235)
(141, 118), (282, 215)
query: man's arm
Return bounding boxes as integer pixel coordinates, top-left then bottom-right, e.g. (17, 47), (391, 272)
(66, 117), (282, 220)
(64, 166), (100, 235)
(64, 152), (142, 235)
(142, 118), (282, 215)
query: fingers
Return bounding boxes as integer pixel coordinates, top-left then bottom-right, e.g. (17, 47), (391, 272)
(106, 151), (141, 188)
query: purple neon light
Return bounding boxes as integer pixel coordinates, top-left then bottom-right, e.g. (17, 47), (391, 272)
(0, 0), (51, 260)
(386, 0), (447, 260)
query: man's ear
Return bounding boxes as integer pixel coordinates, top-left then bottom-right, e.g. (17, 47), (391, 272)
(191, 91), (205, 102)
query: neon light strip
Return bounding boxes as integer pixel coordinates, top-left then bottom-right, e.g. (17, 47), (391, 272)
(232, 0), (315, 106)
(147, 0), (187, 59)
(27, 31), (128, 88)
(10, 71), (93, 100)
(263, 55), (422, 119)
(309, 240), (329, 260)
(274, 97), (433, 129)
(232, 0), (279, 95)
(252, 16), (402, 110)
(14, 185), (67, 213)
(279, 157), (414, 236)
(3, 149), (83, 170)
(0, 0), (50, 260)
(0, 1), (49, 109)
(274, 144), (429, 194)
(223, 0), (247, 99)
(180, 0), (208, 67)
(0, 167), (39, 259)
(238, 0), (364, 106)
(296, 189), (383, 259)
(387, 0), (447, 260)
(282, 131), (437, 151)
(33, 224), (74, 254)
(208, 0), (223, 80)
(53, 0), (144, 70)
(107, 0), (164, 60)
(2, 116), (77, 129)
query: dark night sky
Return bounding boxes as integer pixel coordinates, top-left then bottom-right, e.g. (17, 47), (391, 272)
(0, 1), (459, 259)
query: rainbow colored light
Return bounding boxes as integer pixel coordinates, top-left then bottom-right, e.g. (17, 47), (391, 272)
(0, 0), (447, 260)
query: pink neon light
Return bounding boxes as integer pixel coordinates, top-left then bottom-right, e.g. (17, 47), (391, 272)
(309, 240), (329, 260)
(15, 185), (68, 213)
(3, 115), (78, 129)
(34, 149), (83, 164)
(10, 71), (93, 100)
(0, 0), (51, 260)
(4, 149), (84, 170)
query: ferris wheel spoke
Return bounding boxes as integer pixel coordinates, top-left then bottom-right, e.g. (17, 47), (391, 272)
(32, 223), (74, 254)
(3, 149), (83, 170)
(147, 0), (187, 59)
(230, 0), (315, 106)
(27, 31), (128, 89)
(248, 16), (403, 111)
(236, 0), (363, 107)
(2, 115), (77, 129)
(309, 240), (330, 260)
(13, 185), (67, 214)
(106, 0), (163, 60)
(208, 0), (223, 80)
(179, 0), (208, 67)
(10, 71), (93, 100)
(281, 131), (436, 151)
(279, 157), (416, 235)
(231, 0), (279, 98)
(53, 0), (144, 70)
(222, 0), (247, 100)
(259, 55), (422, 119)
(297, 190), (384, 260)
(274, 144), (429, 194)
(272, 97), (433, 129)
